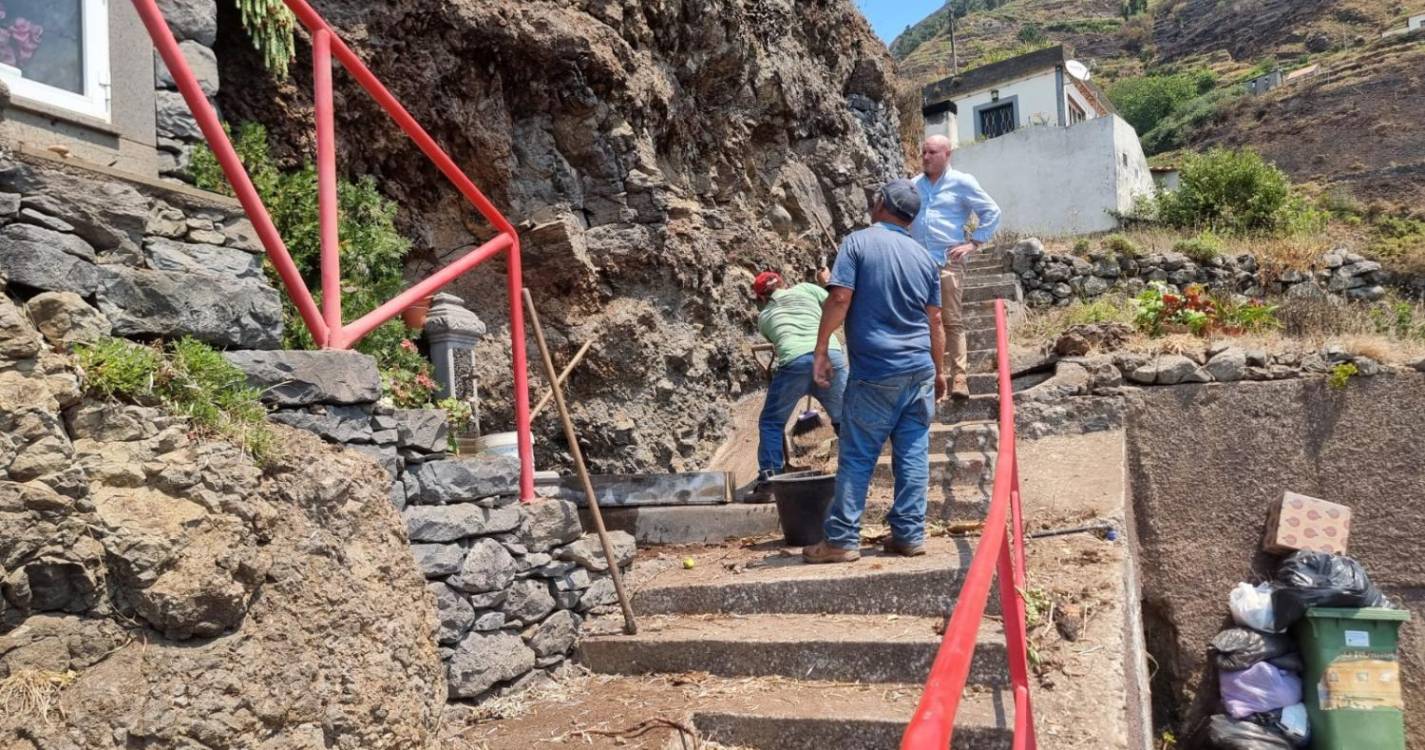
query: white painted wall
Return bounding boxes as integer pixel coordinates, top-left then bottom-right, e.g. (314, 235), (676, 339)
(1065, 84), (1096, 123)
(1410, 14), (1424, 30)
(923, 109), (960, 148)
(952, 69), (1061, 145)
(950, 114), (1155, 236)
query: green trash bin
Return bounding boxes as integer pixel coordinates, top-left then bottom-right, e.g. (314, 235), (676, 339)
(1294, 607), (1411, 750)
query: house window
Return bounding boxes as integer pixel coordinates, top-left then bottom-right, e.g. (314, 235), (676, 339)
(0, 0), (110, 121)
(977, 101), (1016, 139)
(1068, 98), (1087, 125)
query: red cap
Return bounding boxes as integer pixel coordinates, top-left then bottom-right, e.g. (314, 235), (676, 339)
(753, 271), (782, 297)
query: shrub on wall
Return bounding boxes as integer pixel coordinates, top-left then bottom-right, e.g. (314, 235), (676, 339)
(1156, 148), (1321, 235)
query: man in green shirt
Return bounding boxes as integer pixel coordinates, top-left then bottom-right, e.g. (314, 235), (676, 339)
(751, 269), (848, 495)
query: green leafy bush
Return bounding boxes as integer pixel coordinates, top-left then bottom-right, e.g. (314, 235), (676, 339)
(1172, 231), (1225, 263)
(1216, 297), (1280, 332)
(1017, 23), (1046, 44)
(1108, 70), (1215, 136)
(1156, 148), (1321, 234)
(1072, 238), (1092, 255)
(76, 337), (275, 462)
(1327, 362), (1358, 390)
(1139, 87), (1240, 155)
(190, 123), (433, 406)
(1103, 233), (1143, 258)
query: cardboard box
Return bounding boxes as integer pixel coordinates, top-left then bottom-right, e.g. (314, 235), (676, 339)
(1264, 491), (1351, 555)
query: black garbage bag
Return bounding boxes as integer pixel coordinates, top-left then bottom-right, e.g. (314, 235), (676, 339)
(1273, 551), (1388, 628)
(1204, 714), (1294, 750)
(1268, 653), (1304, 673)
(1210, 628), (1295, 671)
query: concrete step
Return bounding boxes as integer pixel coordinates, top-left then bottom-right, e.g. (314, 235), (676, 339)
(962, 272), (1018, 288)
(633, 536), (988, 617)
(968, 348), (1000, 372)
(968, 326), (998, 350)
(963, 280), (1022, 304)
(859, 422), (997, 458)
(580, 613), (1008, 686)
(873, 451), (992, 486)
(587, 504), (780, 545)
(938, 394), (998, 422)
(690, 679), (1013, 750)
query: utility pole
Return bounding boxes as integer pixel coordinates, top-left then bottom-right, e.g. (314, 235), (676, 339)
(949, 3), (960, 75)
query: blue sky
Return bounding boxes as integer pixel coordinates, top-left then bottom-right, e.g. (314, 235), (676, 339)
(857, 0), (947, 45)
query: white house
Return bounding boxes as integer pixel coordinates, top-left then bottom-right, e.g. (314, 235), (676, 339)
(1411, 13), (1425, 30)
(920, 46), (1154, 236)
(920, 45), (1114, 147)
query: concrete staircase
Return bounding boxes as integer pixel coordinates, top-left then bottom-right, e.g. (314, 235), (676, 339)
(579, 537), (1013, 749)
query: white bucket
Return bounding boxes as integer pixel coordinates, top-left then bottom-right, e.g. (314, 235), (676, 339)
(477, 431), (520, 458)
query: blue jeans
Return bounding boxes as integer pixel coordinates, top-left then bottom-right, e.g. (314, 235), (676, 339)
(757, 350), (848, 476)
(824, 369), (936, 548)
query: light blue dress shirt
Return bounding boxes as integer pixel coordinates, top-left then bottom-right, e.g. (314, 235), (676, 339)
(911, 170), (1002, 266)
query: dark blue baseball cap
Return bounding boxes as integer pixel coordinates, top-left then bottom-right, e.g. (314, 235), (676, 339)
(879, 179), (921, 222)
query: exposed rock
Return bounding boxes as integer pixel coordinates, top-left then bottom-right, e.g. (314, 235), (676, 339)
(25, 292), (111, 348)
(448, 538), (516, 594)
(1129, 355), (1211, 385)
(402, 503), (522, 542)
(578, 577), (618, 613)
(1054, 323), (1134, 357)
(393, 408), (449, 453)
(155, 0), (218, 45)
(269, 405), (375, 444)
(0, 161), (148, 255)
(446, 631), (536, 699)
(411, 543), (466, 578)
(0, 295), (42, 359)
(1010, 238), (1044, 274)
(143, 237), (261, 279)
(502, 578), (557, 625)
(96, 266), (282, 349)
(16, 207), (75, 233)
(472, 611), (506, 631)
(405, 454), (521, 504)
(1205, 347), (1249, 382)
(429, 582), (475, 645)
(154, 41), (220, 95)
(524, 609), (579, 658)
(224, 350), (382, 406)
(64, 402), (161, 443)
(0, 192), (18, 216)
(519, 498), (584, 552)
(555, 531), (636, 572)
(0, 224), (99, 295)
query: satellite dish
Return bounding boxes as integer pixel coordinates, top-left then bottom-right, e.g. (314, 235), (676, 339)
(1066, 60), (1091, 81)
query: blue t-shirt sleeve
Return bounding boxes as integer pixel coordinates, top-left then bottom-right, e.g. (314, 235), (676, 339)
(926, 266), (942, 308)
(829, 237), (858, 291)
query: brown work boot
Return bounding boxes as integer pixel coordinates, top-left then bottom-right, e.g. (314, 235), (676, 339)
(802, 541), (861, 564)
(951, 373), (971, 400)
(883, 538), (927, 557)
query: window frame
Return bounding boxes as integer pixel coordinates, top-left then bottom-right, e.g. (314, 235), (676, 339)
(1068, 97), (1087, 126)
(974, 97), (1019, 140)
(0, 0), (111, 123)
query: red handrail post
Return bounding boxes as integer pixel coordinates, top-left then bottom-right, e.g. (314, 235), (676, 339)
(507, 237), (536, 502)
(313, 28), (341, 332)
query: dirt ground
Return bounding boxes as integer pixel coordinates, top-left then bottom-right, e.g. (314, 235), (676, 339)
(454, 431), (1137, 749)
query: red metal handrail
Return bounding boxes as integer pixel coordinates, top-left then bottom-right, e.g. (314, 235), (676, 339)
(902, 298), (1036, 749)
(131, 0), (535, 501)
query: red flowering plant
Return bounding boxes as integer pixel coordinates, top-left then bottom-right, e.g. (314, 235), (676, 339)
(380, 338), (439, 408)
(0, 5), (44, 69)
(1133, 282), (1217, 336)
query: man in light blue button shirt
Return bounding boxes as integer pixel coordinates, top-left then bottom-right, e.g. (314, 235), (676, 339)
(911, 135), (1001, 400)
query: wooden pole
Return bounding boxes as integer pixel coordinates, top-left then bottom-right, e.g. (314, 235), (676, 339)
(522, 288), (638, 635)
(531, 340), (594, 419)
(950, 6), (959, 75)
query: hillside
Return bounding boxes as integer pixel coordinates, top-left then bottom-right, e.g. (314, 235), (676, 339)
(892, 0), (1425, 210)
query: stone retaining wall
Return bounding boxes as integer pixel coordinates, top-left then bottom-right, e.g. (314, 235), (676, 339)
(224, 349), (630, 701)
(0, 155), (280, 349)
(153, 0), (221, 182)
(1007, 238), (1404, 307)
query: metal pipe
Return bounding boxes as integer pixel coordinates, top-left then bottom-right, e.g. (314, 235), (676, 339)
(523, 288), (636, 634)
(509, 240), (535, 502)
(130, 0), (328, 346)
(313, 29), (341, 332)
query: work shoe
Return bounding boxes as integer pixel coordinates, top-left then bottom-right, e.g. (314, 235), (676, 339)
(882, 538), (927, 557)
(741, 480), (774, 504)
(951, 373), (971, 400)
(802, 541), (861, 564)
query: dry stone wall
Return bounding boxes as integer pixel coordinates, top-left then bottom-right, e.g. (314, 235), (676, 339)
(224, 349), (633, 701)
(152, 0), (221, 182)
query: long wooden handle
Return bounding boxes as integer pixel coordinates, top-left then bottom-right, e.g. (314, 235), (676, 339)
(521, 288), (638, 635)
(531, 340), (594, 419)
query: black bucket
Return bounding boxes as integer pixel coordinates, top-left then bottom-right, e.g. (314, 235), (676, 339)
(769, 470), (836, 546)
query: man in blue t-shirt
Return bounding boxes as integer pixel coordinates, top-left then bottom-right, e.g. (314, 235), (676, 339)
(805, 179), (946, 564)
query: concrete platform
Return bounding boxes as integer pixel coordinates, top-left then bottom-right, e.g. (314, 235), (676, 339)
(584, 503), (780, 545)
(581, 613), (1008, 685)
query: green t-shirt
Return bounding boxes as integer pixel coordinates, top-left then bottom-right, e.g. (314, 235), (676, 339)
(758, 283), (841, 366)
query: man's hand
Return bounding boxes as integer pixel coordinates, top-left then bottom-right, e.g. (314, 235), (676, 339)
(947, 242), (977, 263)
(813, 350), (833, 389)
(934, 373), (948, 401)
(816, 266), (831, 285)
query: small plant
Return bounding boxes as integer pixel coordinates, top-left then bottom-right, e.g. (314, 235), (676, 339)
(1133, 282), (1217, 336)
(1217, 297), (1281, 333)
(1103, 233), (1143, 258)
(1173, 231), (1225, 263)
(75, 337), (275, 462)
(437, 396), (474, 453)
(382, 339), (438, 409)
(235, 0), (296, 76)
(1327, 362), (1358, 390)
(1072, 238), (1092, 255)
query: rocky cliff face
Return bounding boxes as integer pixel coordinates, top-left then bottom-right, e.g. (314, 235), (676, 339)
(215, 0), (905, 472)
(0, 288), (444, 748)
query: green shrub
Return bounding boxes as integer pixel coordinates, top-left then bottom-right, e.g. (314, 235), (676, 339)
(1156, 148), (1320, 234)
(191, 123), (436, 407)
(1103, 233), (1143, 258)
(1368, 215), (1425, 274)
(1017, 23), (1046, 44)
(76, 337), (275, 462)
(1139, 87), (1240, 155)
(1072, 238), (1092, 255)
(1216, 297), (1281, 332)
(1108, 70), (1216, 136)
(1172, 231), (1225, 263)
(1065, 296), (1133, 326)
(1327, 362), (1358, 390)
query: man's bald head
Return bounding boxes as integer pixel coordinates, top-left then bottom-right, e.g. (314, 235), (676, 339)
(921, 135), (952, 180)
